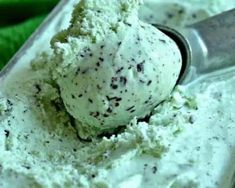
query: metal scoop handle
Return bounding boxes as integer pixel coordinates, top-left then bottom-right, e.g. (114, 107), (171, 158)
(157, 8), (235, 84)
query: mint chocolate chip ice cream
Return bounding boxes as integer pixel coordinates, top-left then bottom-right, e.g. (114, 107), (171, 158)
(51, 0), (182, 139)
(1, 0), (235, 188)
(139, 0), (235, 26)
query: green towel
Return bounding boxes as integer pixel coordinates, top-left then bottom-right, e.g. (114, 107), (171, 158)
(0, 15), (46, 69)
(0, 0), (59, 26)
(0, 0), (58, 70)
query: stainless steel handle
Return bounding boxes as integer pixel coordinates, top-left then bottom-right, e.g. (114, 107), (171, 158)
(179, 8), (235, 83)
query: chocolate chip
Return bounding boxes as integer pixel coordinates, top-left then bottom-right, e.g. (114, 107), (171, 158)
(159, 39), (166, 43)
(4, 130), (10, 138)
(115, 103), (119, 107)
(99, 57), (104, 62)
(96, 62), (100, 67)
(116, 67), (124, 74)
(110, 84), (118, 89)
(107, 107), (113, 113)
(137, 62), (144, 72)
(152, 166), (157, 174)
(90, 111), (100, 118)
(147, 80), (152, 86)
(126, 106), (135, 111)
(120, 76), (127, 85)
(130, 109), (135, 113)
(23, 165), (31, 170)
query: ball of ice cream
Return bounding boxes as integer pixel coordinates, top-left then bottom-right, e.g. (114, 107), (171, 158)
(51, 0), (182, 138)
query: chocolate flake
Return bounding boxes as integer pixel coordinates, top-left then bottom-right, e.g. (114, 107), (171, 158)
(103, 114), (109, 117)
(7, 99), (13, 106)
(96, 62), (100, 67)
(120, 76), (127, 85)
(115, 103), (120, 107)
(115, 97), (122, 101)
(23, 165), (31, 170)
(90, 111), (100, 118)
(189, 115), (195, 124)
(116, 67), (124, 74)
(107, 107), (113, 113)
(4, 130), (10, 138)
(152, 166), (157, 174)
(137, 62), (145, 72)
(99, 57), (104, 62)
(159, 39), (166, 43)
(147, 80), (152, 86)
(126, 106), (135, 111)
(110, 84), (118, 89)
(106, 96), (122, 102)
(130, 109), (135, 113)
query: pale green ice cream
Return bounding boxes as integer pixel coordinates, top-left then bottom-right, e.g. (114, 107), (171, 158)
(51, 0), (182, 139)
(139, 0), (235, 26)
(0, 0), (235, 188)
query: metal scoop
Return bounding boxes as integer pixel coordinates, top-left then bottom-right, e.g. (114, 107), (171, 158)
(154, 8), (235, 84)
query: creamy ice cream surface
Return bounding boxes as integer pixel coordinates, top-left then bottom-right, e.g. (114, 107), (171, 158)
(51, 0), (182, 139)
(0, 0), (235, 188)
(139, 0), (235, 27)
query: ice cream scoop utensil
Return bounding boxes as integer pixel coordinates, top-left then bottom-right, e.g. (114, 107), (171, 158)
(155, 8), (235, 84)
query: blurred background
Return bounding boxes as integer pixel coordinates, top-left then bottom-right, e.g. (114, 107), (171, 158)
(0, 0), (59, 70)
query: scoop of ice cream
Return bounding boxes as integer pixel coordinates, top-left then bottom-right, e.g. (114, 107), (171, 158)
(51, 0), (182, 139)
